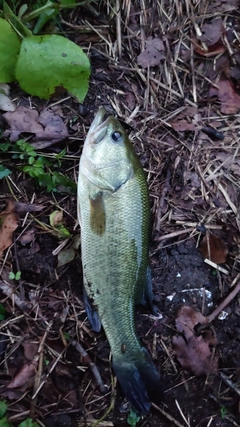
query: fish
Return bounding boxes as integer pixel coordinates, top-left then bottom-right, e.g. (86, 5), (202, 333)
(77, 108), (163, 414)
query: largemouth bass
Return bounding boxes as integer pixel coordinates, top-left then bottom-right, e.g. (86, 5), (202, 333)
(77, 108), (162, 414)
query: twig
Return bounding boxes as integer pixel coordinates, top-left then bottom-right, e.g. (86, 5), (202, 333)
(175, 399), (191, 427)
(219, 372), (240, 397)
(152, 403), (185, 427)
(207, 281), (240, 324)
(71, 340), (108, 393)
(0, 280), (31, 312)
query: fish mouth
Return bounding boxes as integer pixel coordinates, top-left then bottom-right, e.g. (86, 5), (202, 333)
(88, 108), (111, 145)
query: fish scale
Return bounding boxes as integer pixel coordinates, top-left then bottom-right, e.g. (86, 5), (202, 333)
(79, 170), (146, 356)
(78, 108), (163, 414)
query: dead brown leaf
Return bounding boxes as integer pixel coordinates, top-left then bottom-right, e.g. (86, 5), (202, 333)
(7, 360), (38, 389)
(3, 106), (69, 148)
(170, 119), (196, 132)
(194, 40), (226, 58)
(0, 200), (18, 257)
(125, 92), (136, 110)
(199, 231), (228, 264)
(173, 306), (218, 376)
(18, 228), (36, 246)
(22, 340), (39, 361)
(199, 18), (224, 46)
(199, 0), (239, 13)
(193, 18), (226, 57)
(209, 79), (240, 114)
(14, 202), (44, 213)
(170, 106), (200, 131)
(137, 37), (165, 68)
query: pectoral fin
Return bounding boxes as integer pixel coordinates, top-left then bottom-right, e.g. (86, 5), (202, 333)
(90, 192), (105, 236)
(83, 287), (101, 332)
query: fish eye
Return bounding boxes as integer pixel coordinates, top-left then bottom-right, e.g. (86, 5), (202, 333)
(111, 131), (123, 142)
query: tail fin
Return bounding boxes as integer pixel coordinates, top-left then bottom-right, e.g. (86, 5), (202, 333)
(113, 347), (163, 415)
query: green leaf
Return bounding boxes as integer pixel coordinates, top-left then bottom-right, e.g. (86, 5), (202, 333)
(0, 165), (11, 179)
(15, 34), (91, 101)
(0, 401), (7, 419)
(0, 143), (11, 152)
(33, 3), (58, 35)
(15, 271), (21, 280)
(18, 419), (40, 427)
(127, 408), (140, 427)
(3, 2), (32, 38)
(18, 4), (28, 19)
(0, 303), (7, 321)
(60, 0), (76, 5)
(0, 417), (11, 427)
(37, 173), (56, 192)
(51, 172), (77, 192)
(0, 17), (21, 82)
(57, 235), (80, 267)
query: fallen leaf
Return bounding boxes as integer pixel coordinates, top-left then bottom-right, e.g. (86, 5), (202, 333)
(18, 229), (36, 246)
(0, 83), (11, 96)
(230, 65), (240, 80)
(125, 92), (136, 110)
(14, 202), (44, 213)
(173, 306), (218, 376)
(209, 79), (240, 114)
(199, 18), (224, 46)
(199, 231), (228, 264)
(137, 37), (164, 68)
(0, 200), (18, 257)
(22, 341), (38, 361)
(170, 106), (200, 131)
(0, 93), (16, 112)
(194, 40), (225, 58)
(0, 84), (16, 112)
(49, 210), (71, 239)
(3, 106), (69, 147)
(170, 119), (196, 132)
(57, 235), (80, 268)
(50, 210), (63, 227)
(199, 0), (239, 13)
(7, 360), (38, 389)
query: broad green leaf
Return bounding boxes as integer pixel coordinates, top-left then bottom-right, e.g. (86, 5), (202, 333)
(15, 34), (91, 101)
(0, 165), (11, 179)
(0, 400), (7, 418)
(0, 18), (21, 82)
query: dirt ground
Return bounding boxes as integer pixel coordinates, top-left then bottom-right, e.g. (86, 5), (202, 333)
(0, 1), (240, 426)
